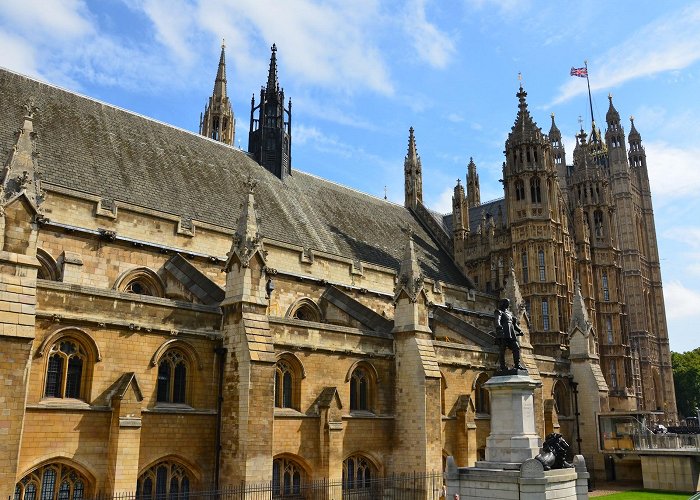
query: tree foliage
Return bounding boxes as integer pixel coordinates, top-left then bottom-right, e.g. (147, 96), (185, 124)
(671, 348), (700, 419)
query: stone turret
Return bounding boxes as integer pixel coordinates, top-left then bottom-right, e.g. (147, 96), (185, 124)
(466, 157), (480, 208)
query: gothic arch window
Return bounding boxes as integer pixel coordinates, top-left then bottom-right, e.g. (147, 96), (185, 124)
(272, 456), (308, 498)
(42, 331), (98, 402)
(114, 268), (165, 298)
(350, 367), (372, 412)
(275, 354), (304, 411)
(137, 460), (194, 500)
(538, 249), (546, 282)
(602, 272), (610, 302)
(542, 298), (550, 331)
(15, 462), (91, 500)
(474, 372), (490, 415)
(609, 361), (618, 390)
(530, 176), (542, 203)
(343, 454), (379, 494)
(606, 317), (614, 344)
(552, 381), (571, 417)
(156, 349), (191, 405)
(514, 180), (525, 201)
(36, 248), (61, 281)
(521, 250), (529, 283)
(594, 210), (604, 238)
(287, 298), (322, 323)
(440, 373), (447, 416)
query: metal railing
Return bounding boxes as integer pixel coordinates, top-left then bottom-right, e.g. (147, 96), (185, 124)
(633, 433), (700, 451)
(95, 472), (444, 500)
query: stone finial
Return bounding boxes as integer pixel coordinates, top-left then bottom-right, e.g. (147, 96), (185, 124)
(394, 228), (424, 303)
(569, 279), (591, 333)
(226, 178), (266, 269)
(502, 263), (524, 315)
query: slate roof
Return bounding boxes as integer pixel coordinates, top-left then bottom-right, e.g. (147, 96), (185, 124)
(0, 69), (468, 287)
(441, 198), (506, 234)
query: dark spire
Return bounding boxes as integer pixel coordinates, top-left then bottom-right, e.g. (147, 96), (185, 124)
(404, 127), (423, 208)
(213, 40), (227, 99)
(549, 113), (561, 141)
(606, 94), (620, 126)
(266, 43), (279, 93)
(506, 85), (546, 147)
(628, 116), (641, 142)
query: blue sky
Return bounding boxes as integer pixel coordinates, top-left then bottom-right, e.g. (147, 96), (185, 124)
(1, 0), (699, 353)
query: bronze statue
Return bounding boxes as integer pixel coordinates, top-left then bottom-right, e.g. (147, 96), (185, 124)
(534, 433), (574, 470)
(494, 298), (526, 371)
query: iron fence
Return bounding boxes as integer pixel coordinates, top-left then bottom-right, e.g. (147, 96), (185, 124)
(98, 472), (444, 500)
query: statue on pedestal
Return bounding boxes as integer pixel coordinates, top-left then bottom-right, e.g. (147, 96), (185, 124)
(494, 298), (526, 372)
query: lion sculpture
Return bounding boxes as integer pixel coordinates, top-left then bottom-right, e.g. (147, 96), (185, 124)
(534, 433), (574, 470)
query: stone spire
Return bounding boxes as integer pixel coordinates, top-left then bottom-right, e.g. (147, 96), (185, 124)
(569, 280), (591, 333)
(1, 100), (44, 213)
(199, 40), (235, 145)
(225, 178), (266, 271)
(404, 127), (423, 209)
(452, 179), (468, 238)
(605, 94), (620, 126)
(466, 157), (480, 208)
(266, 43), (279, 93)
(627, 116), (646, 169)
(506, 85), (547, 147)
(502, 262), (524, 314)
(394, 228), (425, 304)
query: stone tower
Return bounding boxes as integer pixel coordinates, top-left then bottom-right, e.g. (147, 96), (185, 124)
(200, 42), (235, 145)
(248, 44), (292, 179)
(502, 86), (573, 357)
(404, 127), (423, 209)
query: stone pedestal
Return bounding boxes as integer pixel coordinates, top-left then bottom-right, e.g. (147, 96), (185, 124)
(481, 373), (541, 467)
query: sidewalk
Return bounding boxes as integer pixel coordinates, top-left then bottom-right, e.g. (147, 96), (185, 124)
(589, 480), (643, 497)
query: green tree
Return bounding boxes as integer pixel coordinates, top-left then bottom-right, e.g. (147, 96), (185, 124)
(672, 348), (700, 420)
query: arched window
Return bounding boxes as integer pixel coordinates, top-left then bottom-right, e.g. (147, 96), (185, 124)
(542, 298), (550, 331)
(552, 381), (571, 417)
(350, 367), (371, 412)
(45, 339), (88, 400)
(609, 361), (618, 389)
(474, 373), (490, 414)
(521, 250), (529, 283)
(157, 350), (189, 404)
(287, 299), (322, 323)
(606, 317), (614, 344)
(594, 210), (604, 238)
(514, 180), (525, 201)
(530, 176), (541, 203)
(114, 268), (165, 298)
(538, 249), (546, 282)
(602, 272), (610, 302)
(37, 249), (61, 281)
(272, 457), (307, 498)
(343, 455), (378, 494)
(15, 463), (89, 500)
(137, 460), (192, 500)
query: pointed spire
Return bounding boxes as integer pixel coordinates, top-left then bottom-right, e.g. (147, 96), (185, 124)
(569, 280), (591, 333)
(606, 93), (620, 126)
(502, 262), (524, 315)
(549, 113), (561, 140)
(1, 100), (44, 212)
(266, 43), (279, 93)
(213, 40), (227, 99)
(226, 178), (266, 269)
(466, 157), (480, 208)
(404, 127), (423, 208)
(453, 178), (468, 235)
(628, 116), (641, 142)
(507, 84), (546, 146)
(394, 228), (425, 303)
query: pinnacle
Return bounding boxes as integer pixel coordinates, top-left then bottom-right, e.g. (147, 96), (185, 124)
(213, 42), (227, 99)
(606, 93), (620, 124)
(406, 127), (419, 161)
(507, 84), (545, 147)
(549, 112), (561, 137)
(266, 43), (279, 92)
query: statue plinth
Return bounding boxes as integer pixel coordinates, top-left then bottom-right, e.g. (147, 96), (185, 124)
(479, 373), (541, 467)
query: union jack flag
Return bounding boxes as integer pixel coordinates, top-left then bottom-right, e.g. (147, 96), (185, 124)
(570, 66), (588, 78)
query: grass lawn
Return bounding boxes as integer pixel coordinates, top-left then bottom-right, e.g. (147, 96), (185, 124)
(595, 491), (693, 499)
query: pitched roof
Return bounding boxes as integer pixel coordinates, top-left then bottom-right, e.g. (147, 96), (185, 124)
(0, 69), (467, 286)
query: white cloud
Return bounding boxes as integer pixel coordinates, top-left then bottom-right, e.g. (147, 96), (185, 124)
(464, 0), (526, 16)
(551, 4), (700, 105)
(664, 280), (700, 322)
(0, 31), (39, 78)
(431, 187), (454, 214)
(0, 0), (93, 40)
(196, 0), (394, 95)
(645, 141), (700, 201)
(447, 113), (464, 123)
(139, 0), (198, 65)
(403, 0), (456, 69)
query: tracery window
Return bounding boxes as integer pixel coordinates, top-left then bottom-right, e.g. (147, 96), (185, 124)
(530, 176), (542, 203)
(275, 360), (294, 409)
(350, 367), (371, 412)
(538, 250), (546, 282)
(521, 251), (529, 283)
(115, 268), (165, 298)
(602, 272), (610, 302)
(45, 339), (87, 400)
(136, 461), (192, 500)
(474, 373), (490, 414)
(542, 299), (550, 331)
(15, 463), (88, 500)
(343, 455), (378, 495)
(515, 180), (525, 201)
(606, 317), (614, 344)
(609, 362), (618, 389)
(594, 210), (604, 238)
(272, 457), (306, 498)
(156, 350), (188, 404)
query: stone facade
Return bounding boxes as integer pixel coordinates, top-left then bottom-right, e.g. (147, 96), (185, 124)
(0, 44), (676, 500)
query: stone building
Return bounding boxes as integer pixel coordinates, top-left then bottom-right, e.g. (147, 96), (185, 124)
(0, 44), (675, 500)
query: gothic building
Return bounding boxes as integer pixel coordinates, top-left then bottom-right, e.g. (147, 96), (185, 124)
(0, 44), (675, 500)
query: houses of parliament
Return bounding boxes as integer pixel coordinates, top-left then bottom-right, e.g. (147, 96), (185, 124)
(0, 42), (675, 499)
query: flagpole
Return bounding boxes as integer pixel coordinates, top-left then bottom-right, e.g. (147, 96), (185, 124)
(584, 60), (594, 128)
